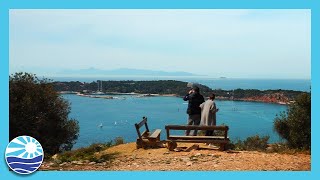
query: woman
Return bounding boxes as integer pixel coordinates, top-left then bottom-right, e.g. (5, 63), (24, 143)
(200, 93), (219, 136)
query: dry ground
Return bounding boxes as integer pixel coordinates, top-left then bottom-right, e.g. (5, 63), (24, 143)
(40, 142), (310, 171)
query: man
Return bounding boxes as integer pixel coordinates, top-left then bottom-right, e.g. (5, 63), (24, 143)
(183, 85), (205, 136)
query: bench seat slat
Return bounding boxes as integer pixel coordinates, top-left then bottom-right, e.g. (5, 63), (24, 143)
(149, 129), (161, 139)
(168, 135), (229, 140)
(141, 130), (149, 137)
(168, 139), (230, 144)
(165, 125), (228, 131)
(165, 124), (230, 151)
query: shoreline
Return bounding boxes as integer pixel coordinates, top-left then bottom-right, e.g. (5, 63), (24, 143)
(58, 91), (290, 105)
(215, 97), (291, 105)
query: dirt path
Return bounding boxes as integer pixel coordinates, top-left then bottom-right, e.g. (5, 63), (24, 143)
(40, 143), (310, 171)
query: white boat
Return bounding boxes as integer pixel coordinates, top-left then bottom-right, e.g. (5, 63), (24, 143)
(91, 91), (105, 95)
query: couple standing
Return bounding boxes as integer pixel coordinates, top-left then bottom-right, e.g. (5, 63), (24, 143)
(183, 85), (219, 136)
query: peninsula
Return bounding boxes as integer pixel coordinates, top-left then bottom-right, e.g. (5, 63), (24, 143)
(52, 80), (306, 105)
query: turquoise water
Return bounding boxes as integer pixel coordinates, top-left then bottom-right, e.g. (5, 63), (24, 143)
(62, 94), (287, 149)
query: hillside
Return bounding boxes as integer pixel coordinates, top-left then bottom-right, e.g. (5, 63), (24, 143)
(52, 80), (306, 104)
(40, 142), (310, 171)
(53, 80), (212, 96)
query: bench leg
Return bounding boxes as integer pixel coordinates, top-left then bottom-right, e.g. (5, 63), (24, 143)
(148, 139), (158, 148)
(166, 141), (177, 151)
(136, 139), (143, 149)
(219, 144), (225, 151)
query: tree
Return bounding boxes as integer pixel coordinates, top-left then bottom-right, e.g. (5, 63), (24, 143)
(274, 93), (311, 149)
(9, 72), (79, 155)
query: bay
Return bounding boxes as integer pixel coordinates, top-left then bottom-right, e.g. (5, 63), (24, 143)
(62, 94), (288, 149)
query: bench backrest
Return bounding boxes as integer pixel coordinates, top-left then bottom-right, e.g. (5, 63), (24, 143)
(165, 125), (229, 140)
(135, 117), (150, 140)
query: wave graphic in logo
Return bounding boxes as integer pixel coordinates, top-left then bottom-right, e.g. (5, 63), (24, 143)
(5, 136), (44, 174)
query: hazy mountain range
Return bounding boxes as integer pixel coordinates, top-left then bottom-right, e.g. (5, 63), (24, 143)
(58, 68), (201, 76)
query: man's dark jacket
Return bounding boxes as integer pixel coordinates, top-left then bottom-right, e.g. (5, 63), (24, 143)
(183, 92), (205, 115)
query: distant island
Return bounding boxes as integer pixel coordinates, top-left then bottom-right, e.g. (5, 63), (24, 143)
(52, 80), (306, 105)
(58, 68), (201, 77)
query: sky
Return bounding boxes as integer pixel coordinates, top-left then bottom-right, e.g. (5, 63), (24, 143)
(9, 9), (311, 79)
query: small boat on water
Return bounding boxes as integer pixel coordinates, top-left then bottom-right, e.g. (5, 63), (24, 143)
(102, 96), (113, 99)
(278, 102), (287, 105)
(91, 91), (105, 95)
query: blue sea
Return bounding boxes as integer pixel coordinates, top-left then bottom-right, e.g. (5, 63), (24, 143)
(57, 78), (310, 149)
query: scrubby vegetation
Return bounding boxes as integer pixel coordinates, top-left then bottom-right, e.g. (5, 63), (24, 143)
(227, 92), (311, 152)
(228, 135), (270, 151)
(114, 137), (125, 145)
(57, 143), (114, 163)
(274, 93), (311, 150)
(10, 72), (79, 156)
(215, 88), (303, 100)
(226, 93), (311, 152)
(53, 137), (125, 163)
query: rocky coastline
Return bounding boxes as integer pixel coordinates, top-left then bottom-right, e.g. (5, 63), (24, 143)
(59, 91), (292, 105)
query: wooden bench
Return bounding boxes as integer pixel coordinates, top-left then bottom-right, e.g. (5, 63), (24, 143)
(165, 125), (230, 151)
(135, 117), (162, 149)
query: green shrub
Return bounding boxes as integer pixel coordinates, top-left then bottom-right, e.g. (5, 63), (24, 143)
(274, 93), (311, 149)
(244, 135), (269, 151)
(9, 72), (79, 155)
(231, 135), (270, 151)
(225, 142), (236, 150)
(57, 142), (113, 162)
(114, 137), (125, 145)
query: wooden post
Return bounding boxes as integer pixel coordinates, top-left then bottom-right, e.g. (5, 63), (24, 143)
(135, 124), (142, 140)
(166, 126), (170, 140)
(144, 117), (150, 132)
(224, 126), (229, 140)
